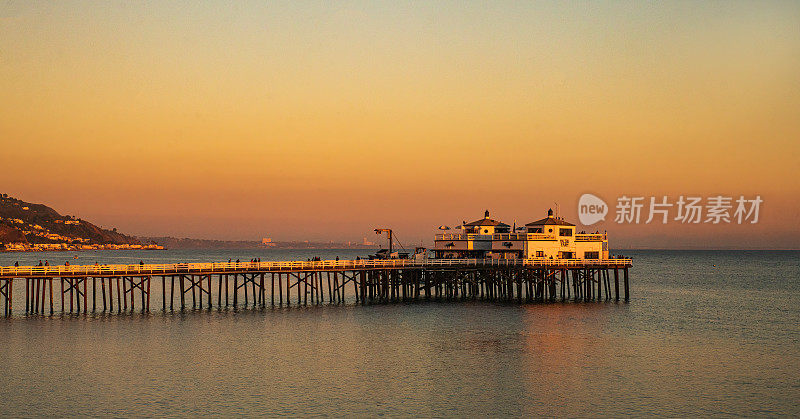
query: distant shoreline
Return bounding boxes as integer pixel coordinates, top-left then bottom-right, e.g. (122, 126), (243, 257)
(135, 236), (377, 251)
(1, 245), (379, 253)
(3, 247), (797, 253)
(1, 246), (165, 253)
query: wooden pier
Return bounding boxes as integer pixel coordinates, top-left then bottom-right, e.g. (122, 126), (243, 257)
(0, 258), (631, 316)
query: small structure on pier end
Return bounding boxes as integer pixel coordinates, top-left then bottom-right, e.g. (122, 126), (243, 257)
(433, 209), (609, 260)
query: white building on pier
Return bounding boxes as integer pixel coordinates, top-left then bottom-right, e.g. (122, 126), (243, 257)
(433, 209), (608, 260)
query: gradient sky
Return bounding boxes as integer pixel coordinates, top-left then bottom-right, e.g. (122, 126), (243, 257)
(1, 1), (799, 248)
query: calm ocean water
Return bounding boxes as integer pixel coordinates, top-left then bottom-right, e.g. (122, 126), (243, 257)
(0, 249), (798, 417)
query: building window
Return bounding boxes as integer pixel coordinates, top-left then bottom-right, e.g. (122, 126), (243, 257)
(536, 251), (544, 257)
(584, 251), (599, 259)
(548, 228), (553, 233)
(483, 229), (489, 234)
(529, 227), (542, 233)
(559, 228), (572, 237)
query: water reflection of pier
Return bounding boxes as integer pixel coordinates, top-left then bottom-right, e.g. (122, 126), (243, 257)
(0, 258), (631, 316)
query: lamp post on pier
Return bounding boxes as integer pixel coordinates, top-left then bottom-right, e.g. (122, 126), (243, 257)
(374, 228), (392, 256)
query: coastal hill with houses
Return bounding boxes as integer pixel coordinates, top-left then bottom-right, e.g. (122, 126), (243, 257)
(0, 194), (376, 252)
(0, 194), (154, 252)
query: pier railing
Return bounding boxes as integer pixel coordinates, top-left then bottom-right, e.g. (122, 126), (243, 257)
(435, 233), (559, 241)
(0, 258), (632, 277)
(575, 233), (607, 241)
(434, 233), (608, 242)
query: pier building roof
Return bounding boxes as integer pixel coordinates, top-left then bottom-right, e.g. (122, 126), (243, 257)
(525, 209), (575, 226)
(463, 210), (510, 227)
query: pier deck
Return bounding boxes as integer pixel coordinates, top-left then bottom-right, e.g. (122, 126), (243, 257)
(0, 258), (632, 316)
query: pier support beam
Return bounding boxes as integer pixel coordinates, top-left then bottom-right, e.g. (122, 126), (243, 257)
(623, 268), (629, 301)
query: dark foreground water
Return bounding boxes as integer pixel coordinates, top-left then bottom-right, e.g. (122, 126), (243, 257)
(1, 250), (798, 417)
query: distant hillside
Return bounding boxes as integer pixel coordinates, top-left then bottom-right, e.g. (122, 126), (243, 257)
(0, 194), (140, 246)
(0, 223), (26, 243)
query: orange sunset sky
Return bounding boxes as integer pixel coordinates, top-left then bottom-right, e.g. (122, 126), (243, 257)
(1, 2), (799, 248)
